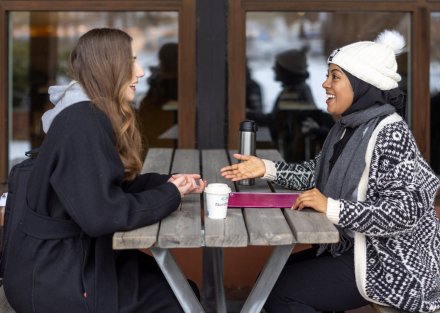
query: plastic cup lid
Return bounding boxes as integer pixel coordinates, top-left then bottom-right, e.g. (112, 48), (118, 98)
(204, 183), (231, 195)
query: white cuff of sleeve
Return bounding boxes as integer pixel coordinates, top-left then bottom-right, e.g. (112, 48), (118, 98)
(261, 159), (277, 181)
(326, 197), (341, 224)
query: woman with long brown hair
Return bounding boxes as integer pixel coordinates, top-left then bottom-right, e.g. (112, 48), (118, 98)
(2, 28), (204, 313)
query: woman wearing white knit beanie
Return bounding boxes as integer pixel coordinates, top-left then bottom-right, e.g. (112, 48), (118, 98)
(221, 30), (440, 313)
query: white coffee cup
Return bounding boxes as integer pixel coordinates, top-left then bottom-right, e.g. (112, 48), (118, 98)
(204, 183), (231, 219)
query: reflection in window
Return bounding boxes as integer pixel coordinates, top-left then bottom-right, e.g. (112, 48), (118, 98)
(246, 12), (410, 163)
(9, 11), (178, 168)
(138, 42), (178, 159)
(430, 13), (440, 175)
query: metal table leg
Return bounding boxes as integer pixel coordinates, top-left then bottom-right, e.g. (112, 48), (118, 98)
(240, 245), (294, 313)
(201, 248), (227, 313)
(150, 247), (205, 313)
(212, 248), (227, 313)
(201, 248), (215, 310)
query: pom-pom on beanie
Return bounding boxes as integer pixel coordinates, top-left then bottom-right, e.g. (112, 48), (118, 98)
(328, 30), (405, 90)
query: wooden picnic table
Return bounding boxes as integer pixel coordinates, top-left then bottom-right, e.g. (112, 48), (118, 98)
(113, 148), (339, 313)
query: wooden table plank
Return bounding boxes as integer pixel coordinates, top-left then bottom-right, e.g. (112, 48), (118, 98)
(113, 148), (173, 250)
(230, 150), (294, 246)
(113, 225), (160, 250)
(257, 149), (338, 244)
(284, 209), (339, 244)
(200, 150), (235, 312)
(202, 149), (248, 247)
(236, 175), (293, 246)
(141, 148), (174, 173)
(244, 207), (295, 246)
(158, 149), (203, 248)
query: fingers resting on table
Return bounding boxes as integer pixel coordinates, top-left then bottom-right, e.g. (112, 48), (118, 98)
(292, 188), (328, 213)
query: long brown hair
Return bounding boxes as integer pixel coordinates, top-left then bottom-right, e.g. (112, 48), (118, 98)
(70, 28), (142, 181)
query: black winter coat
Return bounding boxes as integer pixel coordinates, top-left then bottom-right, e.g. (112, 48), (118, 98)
(3, 101), (182, 313)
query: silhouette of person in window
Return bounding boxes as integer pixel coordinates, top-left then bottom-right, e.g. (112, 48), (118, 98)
(270, 47), (332, 162)
(246, 66), (267, 125)
(137, 42), (178, 160)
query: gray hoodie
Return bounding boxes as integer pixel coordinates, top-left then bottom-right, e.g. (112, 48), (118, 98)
(42, 81), (90, 133)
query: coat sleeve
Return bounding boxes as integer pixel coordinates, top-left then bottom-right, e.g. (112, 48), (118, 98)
(122, 173), (171, 193)
(49, 111), (181, 237)
(272, 155), (318, 190)
(338, 122), (440, 237)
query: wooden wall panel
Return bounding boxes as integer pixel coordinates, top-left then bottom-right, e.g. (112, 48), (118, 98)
(179, 0), (196, 148)
(228, 0), (246, 149)
(0, 4), (6, 183)
(196, 0), (228, 149)
(412, 7), (431, 159)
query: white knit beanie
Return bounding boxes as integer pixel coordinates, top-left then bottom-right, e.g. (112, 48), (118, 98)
(328, 30), (406, 90)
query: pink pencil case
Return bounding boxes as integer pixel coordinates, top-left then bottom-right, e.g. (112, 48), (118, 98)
(227, 192), (299, 208)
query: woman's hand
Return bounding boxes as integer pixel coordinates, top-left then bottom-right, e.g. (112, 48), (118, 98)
(169, 174), (207, 196)
(220, 154), (265, 181)
(292, 188), (328, 213)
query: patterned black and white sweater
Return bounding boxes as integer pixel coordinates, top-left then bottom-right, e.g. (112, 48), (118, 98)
(262, 113), (440, 312)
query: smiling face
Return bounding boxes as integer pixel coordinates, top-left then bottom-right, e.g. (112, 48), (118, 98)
(322, 64), (354, 118)
(124, 43), (145, 102)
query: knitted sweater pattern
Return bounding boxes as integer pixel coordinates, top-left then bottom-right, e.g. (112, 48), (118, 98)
(272, 119), (440, 312)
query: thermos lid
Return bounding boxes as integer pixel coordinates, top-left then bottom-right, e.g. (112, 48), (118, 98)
(239, 120), (258, 132)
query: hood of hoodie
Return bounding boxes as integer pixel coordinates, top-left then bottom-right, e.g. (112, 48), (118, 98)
(42, 80), (90, 133)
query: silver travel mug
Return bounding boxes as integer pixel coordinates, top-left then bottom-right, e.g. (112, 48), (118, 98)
(238, 120), (258, 186)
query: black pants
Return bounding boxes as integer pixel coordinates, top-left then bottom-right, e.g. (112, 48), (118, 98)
(264, 247), (369, 313)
